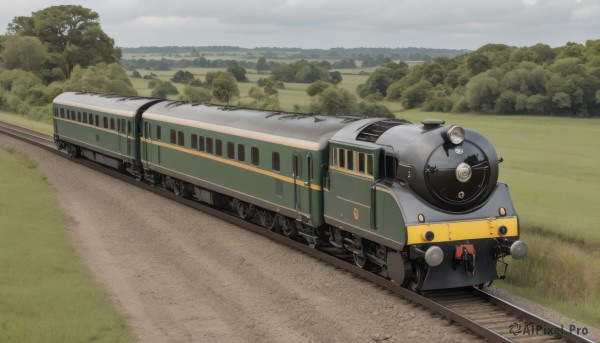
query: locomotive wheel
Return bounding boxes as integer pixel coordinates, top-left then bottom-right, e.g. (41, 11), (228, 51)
(282, 218), (299, 238)
(173, 181), (186, 197)
(352, 237), (367, 268)
(232, 199), (251, 219)
(66, 144), (80, 158)
(353, 251), (367, 268)
(258, 210), (276, 230)
(409, 263), (426, 292)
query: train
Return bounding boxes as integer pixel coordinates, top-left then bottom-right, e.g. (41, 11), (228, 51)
(52, 91), (527, 291)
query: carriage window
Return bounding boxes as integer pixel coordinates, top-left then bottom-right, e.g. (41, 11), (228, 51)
(238, 144), (245, 162)
(308, 156), (314, 181)
(60, 108), (65, 118)
(198, 136), (205, 151)
(54, 108), (58, 117)
(385, 155), (397, 179)
(110, 118), (115, 130)
(177, 131), (184, 146)
(191, 134), (198, 149)
(103, 117), (108, 128)
(127, 121), (131, 134)
(251, 147), (259, 166)
(227, 142), (235, 159)
(117, 119), (121, 132)
(339, 149), (346, 168)
(170, 129), (176, 144)
(347, 151), (354, 171)
(95, 115), (99, 126)
(331, 148), (338, 167)
(358, 152), (365, 174)
(367, 155), (374, 176)
(156, 126), (162, 140)
(215, 139), (223, 156)
(206, 138), (214, 154)
(83, 112), (88, 124)
(272, 152), (280, 172)
(77, 112), (82, 122)
(67, 110), (71, 120)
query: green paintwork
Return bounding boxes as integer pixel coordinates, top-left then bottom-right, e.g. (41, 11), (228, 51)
(324, 142), (407, 246)
(140, 118), (326, 227)
(53, 105), (135, 162)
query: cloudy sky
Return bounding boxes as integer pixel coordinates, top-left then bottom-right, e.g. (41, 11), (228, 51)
(1, 0), (598, 50)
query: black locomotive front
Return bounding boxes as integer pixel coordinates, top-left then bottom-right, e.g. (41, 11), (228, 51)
(377, 119), (527, 290)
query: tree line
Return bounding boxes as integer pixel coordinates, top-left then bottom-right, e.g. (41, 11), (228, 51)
(358, 42), (600, 117)
(122, 46), (469, 61)
(0, 5), (135, 122)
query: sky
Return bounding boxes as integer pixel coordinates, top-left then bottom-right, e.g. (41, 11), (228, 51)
(1, 0), (599, 50)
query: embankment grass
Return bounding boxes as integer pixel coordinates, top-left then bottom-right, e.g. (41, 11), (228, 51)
(0, 111), (53, 135)
(500, 230), (600, 328)
(0, 148), (133, 342)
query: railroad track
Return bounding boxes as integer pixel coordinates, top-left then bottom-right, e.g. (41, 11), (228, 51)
(0, 120), (594, 343)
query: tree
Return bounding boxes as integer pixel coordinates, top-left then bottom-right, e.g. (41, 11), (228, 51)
(246, 86), (280, 110)
(226, 64), (248, 82)
(329, 71), (343, 85)
(1, 35), (48, 72)
(212, 72), (239, 103)
(256, 57), (269, 72)
(466, 53), (492, 76)
(357, 62), (409, 98)
(358, 102), (394, 118)
(400, 80), (432, 109)
(150, 80), (178, 99)
(271, 60), (331, 83)
(306, 81), (331, 96)
(66, 63), (137, 96)
(465, 73), (500, 112)
(8, 5), (121, 77)
(171, 70), (194, 83)
(182, 85), (212, 103)
(309, 87), (358, 116)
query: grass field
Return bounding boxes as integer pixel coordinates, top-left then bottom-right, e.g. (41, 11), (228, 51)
(0, 111), (54, 135)
(0, 148), (133, 342)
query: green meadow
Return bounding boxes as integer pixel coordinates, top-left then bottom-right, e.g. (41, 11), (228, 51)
(0, 148), (133, 342)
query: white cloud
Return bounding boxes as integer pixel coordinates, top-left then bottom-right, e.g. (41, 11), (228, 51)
(1, 0), (599, 48)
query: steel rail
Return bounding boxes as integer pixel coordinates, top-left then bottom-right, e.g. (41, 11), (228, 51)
(0, 120), (594, 343)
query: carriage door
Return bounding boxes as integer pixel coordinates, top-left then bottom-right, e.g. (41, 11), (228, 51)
(306, 153), (314, 220)
(117, 119), (122, 154)
(143, 121), (153, 167)
(292, 153), (302, 218)
(292, 152), (312, 221)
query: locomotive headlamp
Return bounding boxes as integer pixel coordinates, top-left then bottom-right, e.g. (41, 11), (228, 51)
(455, 163), (472, 183)
(447, 125), (465, 145)
(424, 231), (435, 242)
(425, 246), (444, 267)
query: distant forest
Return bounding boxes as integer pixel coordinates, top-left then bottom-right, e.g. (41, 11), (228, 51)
(121, 46), (470, 62)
